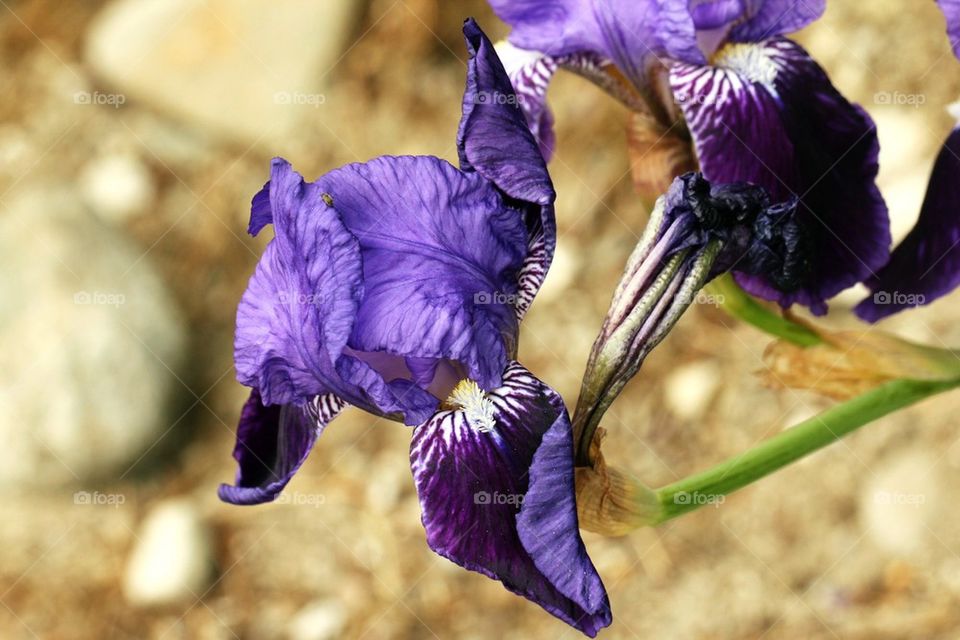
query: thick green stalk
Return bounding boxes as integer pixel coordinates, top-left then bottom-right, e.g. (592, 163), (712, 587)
(651, 377), (960, 523)
(707, 273), (822, 347)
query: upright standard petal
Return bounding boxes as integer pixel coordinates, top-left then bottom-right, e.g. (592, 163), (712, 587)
(488, 0), (703, 83)
(855, 127), (960, 321)
(458, 20), (558, 322)
(670, 38), (890, 314)
(234, 158), (365, 406)
(410, 363), (611, 636)
(316, 155), (527, 393)
(730, 0), (826, 42)
(459, 19), (554, 206)
(937, 0), (960, 59)
(218, 390), (345, 505)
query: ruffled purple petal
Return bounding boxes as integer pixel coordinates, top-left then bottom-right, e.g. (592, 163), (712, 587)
(234, 158), (365, 406)
(489, 0), (703, 79)
(670, 38), (890, 314)
(937, 0), (960, 59)
(730, 0), (826, 42)
(218, 389), (345, 505)
(410, 362), (610, 636)
(855, 127), (960, 321)
(315, 155), (526, 393)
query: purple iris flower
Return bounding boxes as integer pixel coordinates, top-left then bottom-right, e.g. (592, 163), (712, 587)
(490, 0), (891, 316)
(219, 19), (610, 636)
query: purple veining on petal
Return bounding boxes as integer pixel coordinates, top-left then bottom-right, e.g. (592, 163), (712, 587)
(319, 155), (526, 394)
(410, 362), (611, 636)
(670, 38), (890, 314)
(234, 158), (364, 407)
(488, 0), (703, 84)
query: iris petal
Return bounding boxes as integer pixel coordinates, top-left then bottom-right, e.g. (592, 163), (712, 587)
(494, 40), (559, 162)
(234, 158), (364, 406)
(730, 0), (826, 42)
(855, 127), (960, 321)
(410, 362), (611, 636)
(459, 19), (559, 323)
(689, 0), (744, 30)
(317, 155), (527, 394)
(488, 0), (703, 82)
(218, 389), (345, 505)
(670, 38), (890, 314)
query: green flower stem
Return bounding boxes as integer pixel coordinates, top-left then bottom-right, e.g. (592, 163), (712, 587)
(650, 377), (960, 523)
(707, 273), (822, 347)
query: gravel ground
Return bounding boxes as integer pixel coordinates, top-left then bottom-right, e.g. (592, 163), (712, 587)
(3, 1), (960, 638)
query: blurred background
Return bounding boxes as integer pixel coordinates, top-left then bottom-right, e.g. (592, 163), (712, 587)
(3, 0), (960, 638)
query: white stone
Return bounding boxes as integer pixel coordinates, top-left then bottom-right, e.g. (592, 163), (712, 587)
(861, 450), (940, 555)
(80, 153), (156, 222)
(0, 186), (186, 486)
(286, 600), (347, 640)
(85, 0), (359, 145)
(663, 361), (721, 421)
(124, 499), (214, 606)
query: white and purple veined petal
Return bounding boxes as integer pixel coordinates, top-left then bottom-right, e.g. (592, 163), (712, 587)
(488, 0), (704, 86)
(410, 362), (611, 637)
(218, 390), (346, 505)
(495, 40), (559, 162)
(669, 38), (890, 314)
(855, 126), (960, 321)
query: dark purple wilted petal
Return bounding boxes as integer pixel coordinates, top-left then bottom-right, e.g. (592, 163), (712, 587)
(730, 0), (826, 42)
(316, 155), (526, 393)
(234, 158), (364, 406)
(410, 362), (610, 636)
(218, 389), (345, 505)
(937, 0), (960, 59)
(855, 127), (960, 321)
(488, 0), (703, 83)
(670, 38), (890, 314)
